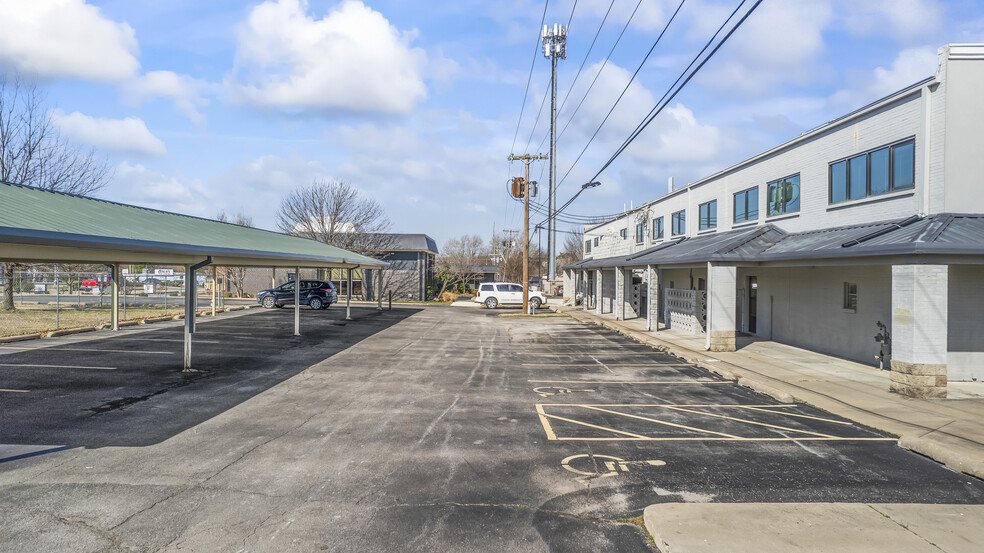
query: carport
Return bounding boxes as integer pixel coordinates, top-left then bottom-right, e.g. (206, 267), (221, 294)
(0, 181), (386, 370)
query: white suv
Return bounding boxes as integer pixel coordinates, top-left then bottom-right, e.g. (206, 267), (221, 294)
(474, 282), (547, 309)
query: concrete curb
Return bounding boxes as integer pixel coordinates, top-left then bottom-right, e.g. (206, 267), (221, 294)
(0, 333), (43, 343)
(899, 435), (984, 480)
(45, 327), (96, 338)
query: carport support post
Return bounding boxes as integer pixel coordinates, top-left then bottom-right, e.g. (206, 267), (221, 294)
(707, 263), (738, 352)
(615, 267), (626, 320)
(184, 257), (212, 371)
(294, 266), (300, 337)
(646, 264), (656, 332)
(346, 268), (353, 321)
(211, 266), (217, 317)
(582, 270), (588, 311)
(110, 264), (120, 331)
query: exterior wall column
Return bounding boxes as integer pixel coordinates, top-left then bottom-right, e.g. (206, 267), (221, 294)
(646, 264), (658, 331)
(582, 270), (589, 311)
(615, 266), (626, 320)
(708, 264), (738, 352)
(891, 265), (948, 398)
(594, 269), (603, 315)
(562, 269), (574, 306)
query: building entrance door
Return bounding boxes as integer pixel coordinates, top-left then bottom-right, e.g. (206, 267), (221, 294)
(748, 276), (758, 334)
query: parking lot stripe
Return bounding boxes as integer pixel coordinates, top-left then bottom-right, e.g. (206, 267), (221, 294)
(540, 412), (653, 439)
(534, 404), (558, 440)
(657, 405), (839, 438)
(109, 338), (221, 344)
(0, 389), (29, 393)
(522, 363), (694, 367)
(738, 405), (854, 425)
(548, 436), (896, 442)
(538, 403), (799, 407)
(0, 363), (116, 370)
(519, 352), (666, 356)
(0, 346), (173, 355)
(579, 405), (744, 439)
(529, 380), (731, 385)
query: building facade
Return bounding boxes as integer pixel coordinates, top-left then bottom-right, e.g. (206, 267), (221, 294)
(564, 44), (984, 398)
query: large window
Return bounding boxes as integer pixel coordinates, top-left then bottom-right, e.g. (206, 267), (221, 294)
(734, 187), (759, 223)
(830, 139), (915, 204)
(671, 210), (686, 236)
(585, 240), (591, 254)
(767, 174), (800, 216)
(699, 200), (717, 231)
(635, 222), (645, 243)
(652, 217), (664, 240)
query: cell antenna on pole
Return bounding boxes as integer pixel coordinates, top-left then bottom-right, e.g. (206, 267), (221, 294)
(543, 22), (566, 284)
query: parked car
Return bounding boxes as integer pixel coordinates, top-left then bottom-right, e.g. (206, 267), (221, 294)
(257, 280), (337, 310)
(473, 282), (546, 309)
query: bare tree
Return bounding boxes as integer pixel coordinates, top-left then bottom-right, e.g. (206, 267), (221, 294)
(215, 211), (254, 298)
(491, 231), (543, 286)
(435, 234), (486, 296)
(1, 77), (110, 311)
(277, 179), (397, 299)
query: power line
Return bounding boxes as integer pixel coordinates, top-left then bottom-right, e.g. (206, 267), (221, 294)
(555, 0), (686, 191)
(550, 0), (763, 225)
(510, 0), (550, 154)
(591, 0), (762, 183)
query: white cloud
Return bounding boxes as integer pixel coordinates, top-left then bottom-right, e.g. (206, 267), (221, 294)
(110, 163), (209, 217)
(839, 0), (944, 41)
(123, 71), (210, 126)
(50, 109), (166, 157)
(829, 46), (938, 110)
(0, 0), (139, 81)
(228, 0), (427, 115)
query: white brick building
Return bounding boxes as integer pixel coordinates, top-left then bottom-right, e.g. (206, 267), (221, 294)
(563, 44), (984, 398)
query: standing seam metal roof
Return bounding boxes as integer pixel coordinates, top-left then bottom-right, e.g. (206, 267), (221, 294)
(0, 181), (386, 267)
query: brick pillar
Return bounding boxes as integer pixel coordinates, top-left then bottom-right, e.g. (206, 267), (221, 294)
(595, 269), (603, 315)
(646, 264), (659, 331)
(708, 264), (737, 352)
(891, 265), (948, 398)
(615, 267), (625, 320)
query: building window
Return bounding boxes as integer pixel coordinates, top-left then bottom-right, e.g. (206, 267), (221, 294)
(734, 187), (759, 224)
(593, 237), (599, 247)
(619, 228), (628, 239)
(767, 174), (800, 216)
(843, 282), (857, 311)
(635, 222), (645, 243)
(652, 217), (664, 240)
(671, 210), (686, 236)
(830, 139), (915, 204)
(699, 200), (717, 231)
(585, 240), (591, 254)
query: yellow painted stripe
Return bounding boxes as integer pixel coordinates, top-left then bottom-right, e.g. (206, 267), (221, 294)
(0, 388), (29, 393)
(552, 437), (897, 442)
(541, 413), (652, 440)
(739, 405), (854, 426)
(522, 363), (693, 367)
(539, 403), (797, 407)
(658, 405), (838, 439)
(534, 404), (558, 440)
(519, 352), (664, 356)
(578, 404), (744, 439)
(0, 363), (116, 370)
(0, 346), (172, 355)
(529, 380), (732, 385)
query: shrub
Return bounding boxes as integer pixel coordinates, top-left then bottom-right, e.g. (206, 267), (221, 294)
(438, 291), (459, 303)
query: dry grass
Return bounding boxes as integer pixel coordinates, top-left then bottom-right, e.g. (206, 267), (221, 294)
(438, 291), (460, 303)
(0, 306), (176, 337)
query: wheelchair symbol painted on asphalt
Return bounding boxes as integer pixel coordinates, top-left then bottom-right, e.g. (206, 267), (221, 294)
(534, 386), (596, 398)
(561, 454), (666, 484)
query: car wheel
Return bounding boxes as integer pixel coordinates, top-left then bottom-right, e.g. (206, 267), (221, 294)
(261, 296), (276, 309)
(530, 297), (542, 309)
(485, 297), (498, 309)
(309, 297), (324, 310)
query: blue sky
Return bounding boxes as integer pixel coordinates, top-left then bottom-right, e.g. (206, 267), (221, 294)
(1, 0), (981, 248)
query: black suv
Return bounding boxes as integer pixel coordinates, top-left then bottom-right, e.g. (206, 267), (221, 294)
(257, 280), (338, 310)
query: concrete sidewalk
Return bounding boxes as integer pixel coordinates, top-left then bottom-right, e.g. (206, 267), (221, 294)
(558, 307), (984, 552)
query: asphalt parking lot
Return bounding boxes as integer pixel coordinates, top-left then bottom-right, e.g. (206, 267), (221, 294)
(1, 307), (982, 552)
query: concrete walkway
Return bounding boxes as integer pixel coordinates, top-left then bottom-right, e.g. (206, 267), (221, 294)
(558, 307), (984, 553)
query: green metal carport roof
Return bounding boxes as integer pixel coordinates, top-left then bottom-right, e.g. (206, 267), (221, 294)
(0, 181), (386, 268)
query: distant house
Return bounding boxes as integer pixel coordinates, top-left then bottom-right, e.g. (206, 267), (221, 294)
(364, 234), (438, 301)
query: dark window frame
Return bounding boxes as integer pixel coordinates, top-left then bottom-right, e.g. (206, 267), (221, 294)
(635, 222), (645, 244)
(619, 228), (628, 239)
(767, 173), (801, 216)
(843, 282), (858, 311)
(652, 216), (664, 241)
(828, 138), (916, 205)
(671, 210), (686, 236)
(698, 200), (717, 231)
(733, 186), (759, 224)
(585, 240), (591, 254)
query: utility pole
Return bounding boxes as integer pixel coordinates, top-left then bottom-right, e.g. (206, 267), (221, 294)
(508, 153), (548, 311)
(543, 23), (566, 283)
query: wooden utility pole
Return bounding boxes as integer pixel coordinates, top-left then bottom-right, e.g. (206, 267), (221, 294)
(508, 153), (548, 312)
